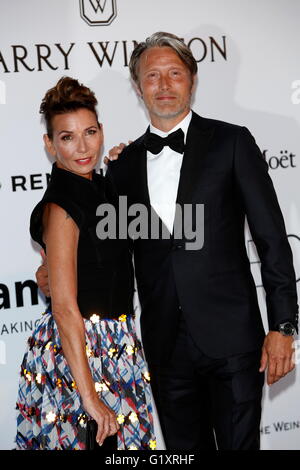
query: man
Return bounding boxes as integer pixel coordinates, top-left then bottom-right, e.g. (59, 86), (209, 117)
(37, 32), (298, 450)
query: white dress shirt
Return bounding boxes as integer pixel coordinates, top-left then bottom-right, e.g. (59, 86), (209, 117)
(147, 111), (192, 234)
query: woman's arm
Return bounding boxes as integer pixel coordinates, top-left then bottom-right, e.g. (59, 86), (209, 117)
(43, 203), (119, 445)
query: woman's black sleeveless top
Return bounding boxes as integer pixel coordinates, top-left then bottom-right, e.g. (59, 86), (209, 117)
(30, 163), (133, 319)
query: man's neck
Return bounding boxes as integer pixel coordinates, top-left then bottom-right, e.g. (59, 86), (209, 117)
(150, 109), (191, 133)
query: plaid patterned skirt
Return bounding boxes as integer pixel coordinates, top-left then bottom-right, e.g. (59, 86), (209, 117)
(15, 311), (156, 450)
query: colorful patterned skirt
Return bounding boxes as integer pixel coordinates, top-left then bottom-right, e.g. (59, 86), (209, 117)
(15, 311), (156, 450)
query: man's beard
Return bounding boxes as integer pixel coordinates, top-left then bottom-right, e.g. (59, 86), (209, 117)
(150, 101), (190, 120)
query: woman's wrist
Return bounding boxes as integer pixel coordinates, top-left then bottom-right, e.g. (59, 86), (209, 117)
(81, 390), (100, 405)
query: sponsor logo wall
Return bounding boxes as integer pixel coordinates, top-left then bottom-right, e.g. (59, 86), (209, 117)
(0, 0), (299, 450)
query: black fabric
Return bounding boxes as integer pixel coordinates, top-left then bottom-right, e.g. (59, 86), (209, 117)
(107, 111), (299, 364)
(106, 111), (298, 451)
(30, 163), (134, 320)
(143, 128), (185, 155)
(150, 316), (263, 450)
(85, 420), (117, 450)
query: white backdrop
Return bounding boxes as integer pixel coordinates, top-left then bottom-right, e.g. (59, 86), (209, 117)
(0, 0), (299, 450)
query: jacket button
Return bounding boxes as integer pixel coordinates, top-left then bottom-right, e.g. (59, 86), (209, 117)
(172, 244), (183, 251)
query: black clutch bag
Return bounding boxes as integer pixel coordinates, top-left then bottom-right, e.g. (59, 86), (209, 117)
(86, 419), (118, 451)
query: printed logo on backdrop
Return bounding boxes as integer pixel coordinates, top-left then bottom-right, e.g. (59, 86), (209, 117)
(263, 149), (296, 170)
(261, 419), (300, 436)
(248, 234), (300, 287)
(79, 0), (117, 26)
(0, 37), (227, 74)
(9, 172), (51, 192)
(0, 279), (42, 340)
(5, 148), (296, 193)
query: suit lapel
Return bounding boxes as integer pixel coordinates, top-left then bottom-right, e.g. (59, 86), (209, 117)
(133, 130), (173, 238)
(176, 112), (215, 206)
(131, 132), (151, 207)
(133, 113), (215, 238)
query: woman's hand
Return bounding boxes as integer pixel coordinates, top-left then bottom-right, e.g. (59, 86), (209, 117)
(83, 395), (120, 446)
(35, 249), (50, 297)
(103, 141), (132, 164)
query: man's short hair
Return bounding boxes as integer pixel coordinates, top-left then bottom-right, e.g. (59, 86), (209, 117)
(129, 32), (198, 85)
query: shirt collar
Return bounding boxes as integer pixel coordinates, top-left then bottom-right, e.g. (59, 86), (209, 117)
(149, 110), (192, 144)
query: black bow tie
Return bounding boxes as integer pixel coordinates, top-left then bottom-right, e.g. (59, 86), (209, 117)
(144, 128), (185, 155)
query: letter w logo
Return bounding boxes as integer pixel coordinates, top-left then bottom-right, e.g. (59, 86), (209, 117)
(89, 0), (107, 13)
(80, 0), (117, 26)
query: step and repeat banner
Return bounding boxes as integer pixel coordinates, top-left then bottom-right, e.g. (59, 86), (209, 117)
(0, 0), (299, 450)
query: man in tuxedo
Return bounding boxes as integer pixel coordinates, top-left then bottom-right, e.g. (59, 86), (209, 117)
(37, 32), (298, 450)
(105, 32), (298, 450)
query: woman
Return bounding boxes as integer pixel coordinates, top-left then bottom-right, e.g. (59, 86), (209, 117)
(15, 77), (156, 451)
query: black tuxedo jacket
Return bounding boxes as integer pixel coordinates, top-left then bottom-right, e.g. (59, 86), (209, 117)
(107, 112), (298, 365)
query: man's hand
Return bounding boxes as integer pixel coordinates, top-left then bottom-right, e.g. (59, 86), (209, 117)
(103, 141), (132, 165)
(35, 249), (50, 297)
(259, 331), (295, 385)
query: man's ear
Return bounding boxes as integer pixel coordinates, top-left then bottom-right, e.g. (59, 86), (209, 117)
(191, 74), (197, 94)
(133, 82), (143, 99)
(43, 134), (56, 157)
